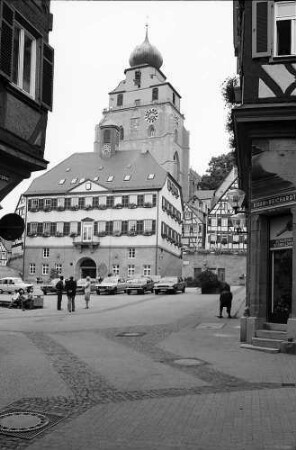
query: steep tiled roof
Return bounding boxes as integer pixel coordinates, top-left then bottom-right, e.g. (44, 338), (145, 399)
(24, 151), (167, 196)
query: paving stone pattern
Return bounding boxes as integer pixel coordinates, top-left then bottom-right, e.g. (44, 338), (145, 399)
(0, 315), (288, 449)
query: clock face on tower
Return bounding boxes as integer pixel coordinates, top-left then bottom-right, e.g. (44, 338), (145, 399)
(145, 108), (159, 124)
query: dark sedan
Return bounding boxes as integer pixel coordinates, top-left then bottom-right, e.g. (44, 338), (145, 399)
(126, 277), (154, 295)
(154, 277), (186, 295)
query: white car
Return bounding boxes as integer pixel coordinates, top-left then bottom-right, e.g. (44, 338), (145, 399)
(96, 276), (127, 295)
(0, 277), (33, 294)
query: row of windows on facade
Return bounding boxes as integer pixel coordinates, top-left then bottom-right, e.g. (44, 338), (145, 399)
(182, 224), (203, 235)
(208, 234), (247, 244)
(116, 86), (176, 106)
(27, 220), (157, 237)
(162, 197), (182, 223)
(253, 1), (296, 58)
(30, 262), (152, 277)
(28, 194), (158, 210)
(208, 217), (247, 228)
(160, 222), (182, 245)
(0, 2), (54, 109)
(42, 247), (138, 259)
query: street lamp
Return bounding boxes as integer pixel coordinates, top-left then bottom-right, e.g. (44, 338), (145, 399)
(226, 188), (246, 214)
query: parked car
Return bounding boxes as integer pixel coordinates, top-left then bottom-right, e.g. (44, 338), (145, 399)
(0, 277), (33, 294)
(126, 277), (154, 295)
(96, 276), (126, 295)
(154, 277), (186, 295)
(40, 278), (61, 295)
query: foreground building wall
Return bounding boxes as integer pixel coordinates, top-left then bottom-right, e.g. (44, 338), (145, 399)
(0, 0), (53, 203)
(233, 0), (296, 341)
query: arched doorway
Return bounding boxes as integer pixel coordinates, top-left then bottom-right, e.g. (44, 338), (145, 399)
(79, 258), (96, 279)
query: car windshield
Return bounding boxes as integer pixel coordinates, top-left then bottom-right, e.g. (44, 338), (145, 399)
(159, 277), (178, 283)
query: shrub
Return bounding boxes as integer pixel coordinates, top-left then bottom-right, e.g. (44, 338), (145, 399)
(196, 270), (220, 293)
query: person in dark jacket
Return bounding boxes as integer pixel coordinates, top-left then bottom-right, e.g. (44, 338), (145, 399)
(56, 276), (64, 311)
(219, 284), (233, 318)
(65, 276), (77, 313)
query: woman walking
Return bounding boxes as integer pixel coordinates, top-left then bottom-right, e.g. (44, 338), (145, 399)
(84, 276), (91, 309)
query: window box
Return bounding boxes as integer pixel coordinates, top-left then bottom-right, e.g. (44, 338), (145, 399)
(71, 206), (79, 211)
(128, 203), (137, 209)
(69, 232), (77, 238)
(57, 206), (65, 211)
(28, 232), (37, 237)
(43, 233), (50, 238)
(143, 202), (153, 208)
(128, 231), (137, 236)
(98, 205), (107, 210)
(143, 231), (152, 236)
(113, 231), (122, 237)
(55, 232), (64, 237)
(161, 233), (167, 239)
(98, 232), (106, 237)
(30, 207), (39, 213)
(84, 205), (93, 210)
(114, 204), (123, 209)
(44, 207), (52, 212)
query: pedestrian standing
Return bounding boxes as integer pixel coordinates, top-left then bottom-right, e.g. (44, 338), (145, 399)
(84, 276), (91, 309)
(56, 276), (64, 311)
(218, 283), (233, 318)
(65, 276), (77, 313)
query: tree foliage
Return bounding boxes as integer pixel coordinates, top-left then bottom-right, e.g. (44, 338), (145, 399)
(199, 152), (235, 190)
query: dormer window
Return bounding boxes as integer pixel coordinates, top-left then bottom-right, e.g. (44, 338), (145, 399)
(152, 87), (158, 101)
(103, 130), (111, 143)
(117, 93), (123, 106)
(147, 173), (155, 180)
(172, 92), (176, 105)
(124, 175), (131, 181)
(59, 179), (65, 185)
(134, 70), (141, 87)
(71, 178), (78, 184)
(107, 175), (114, 182)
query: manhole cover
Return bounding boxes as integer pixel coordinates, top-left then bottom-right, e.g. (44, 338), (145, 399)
(173, 358), (203, 366)
(0, 412), (48, 432)
(196, 323), (225, 329)
(116, 332), (146, 337)
(0, 409), (65, 440)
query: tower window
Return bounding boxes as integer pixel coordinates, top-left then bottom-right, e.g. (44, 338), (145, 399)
(134, 70), (141, 87)
(119, 126), (124, 140)
(152, 87), (158, 101)
(117, 94), (123, 106)
(172, 92), (176, 104)
(103, 130), (111, 143)
(148, 125), (155, 137)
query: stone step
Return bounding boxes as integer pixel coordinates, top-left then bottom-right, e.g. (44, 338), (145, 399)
(240, 343), (280, 354)
(263, 322), (287, 332)
(252, 337), (284, 350)
(255, 329), (287, 340)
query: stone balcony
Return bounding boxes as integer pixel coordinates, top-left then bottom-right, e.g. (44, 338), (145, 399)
(72, 235), (100, 253)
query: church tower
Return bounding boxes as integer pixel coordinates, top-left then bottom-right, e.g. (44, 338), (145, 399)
(94, 26), (190, 201)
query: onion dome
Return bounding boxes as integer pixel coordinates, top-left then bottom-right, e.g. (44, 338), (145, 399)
(129, 26), (163, 70)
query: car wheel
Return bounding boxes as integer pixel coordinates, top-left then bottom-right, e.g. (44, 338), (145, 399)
(114, 288), (117, 295)
(0, 289), (3, 294)
(127, 291), (131, 295)
(96, 290), (100, 295)
(182, 287), (185, 293)
(154, 290), (159, 295)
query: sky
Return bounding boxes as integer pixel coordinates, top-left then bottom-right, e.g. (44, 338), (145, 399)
(1, 0), (236, 215)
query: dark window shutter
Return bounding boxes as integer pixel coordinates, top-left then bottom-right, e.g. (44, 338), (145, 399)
(41, 41), (54, 110)
(0, 1), (14, 80)
(252, 1), (272, 57)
